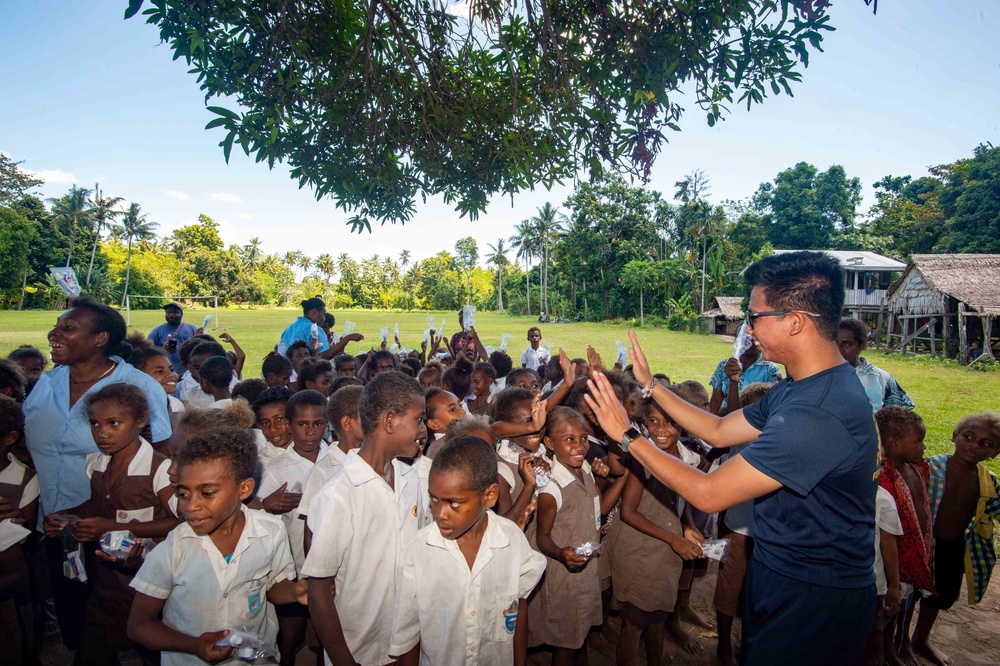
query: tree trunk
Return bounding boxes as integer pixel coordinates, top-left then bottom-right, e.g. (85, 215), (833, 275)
(497, 268), (504, 310)
(525, 257), (530, 315)
(122, 235), (134, 308)
(86, 222), (100, 287)
(18, 267), (28, 310)
(640, 289), (645, 326)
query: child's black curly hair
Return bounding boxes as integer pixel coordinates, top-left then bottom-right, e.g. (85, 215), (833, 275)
(177, 426), (257, 483)
(83, 382), (150, 424)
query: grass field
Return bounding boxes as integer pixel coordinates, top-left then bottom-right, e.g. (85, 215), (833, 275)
(2, 307), (998, 470)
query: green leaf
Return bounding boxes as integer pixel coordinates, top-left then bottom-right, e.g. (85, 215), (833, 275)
(207, 106), (239, 120)
(124, 0), (144, 20)
(204, 118), (229, 130)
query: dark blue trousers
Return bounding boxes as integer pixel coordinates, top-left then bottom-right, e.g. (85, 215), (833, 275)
(741, 560), (876, 666)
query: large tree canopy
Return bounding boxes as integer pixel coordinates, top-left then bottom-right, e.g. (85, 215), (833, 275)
(125, 0), (855, 231)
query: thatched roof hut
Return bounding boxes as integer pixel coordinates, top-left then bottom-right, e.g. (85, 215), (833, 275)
(702, 296), (744, 335)
(885, 254), (1000, 362)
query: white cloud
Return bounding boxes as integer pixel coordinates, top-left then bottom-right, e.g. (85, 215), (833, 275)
(210, 192), (243, 204)
(234, 213), (253, 220)
(27, 168), (78, 185)
(164, 189), (191, 200)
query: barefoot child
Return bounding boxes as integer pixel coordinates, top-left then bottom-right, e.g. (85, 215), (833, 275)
(257, 390), (329, 665)
(389, 435), (546, 664)
(528, 407), (613, 665)
(874, 406), (933, 666)
(43, 383), (178, 664)
(302, 372), (425, 666)
(911, 411), (1000, 666)
(127, 427), (305, 664)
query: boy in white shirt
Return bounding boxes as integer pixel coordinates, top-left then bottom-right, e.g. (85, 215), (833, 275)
(127, 427), (305, 665)
(299, 385), (364, 555)
(390, 435), (545, 666)
(519, 327), (549, 371)
(302, 372), (426, 666)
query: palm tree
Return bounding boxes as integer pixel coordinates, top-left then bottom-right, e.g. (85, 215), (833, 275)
(297, 254), (312, 280)
(85, 184), (124, 286)
(242, 236), (264, 271)
(118, 202), (159, 307)
(485, 238), (509, 310)
(530, 203), (567, 314)
(47, 184), (93, 267)
(316, 253), (336, 284)
(510, 219), (536, 315)
(398, 249), (412, 272)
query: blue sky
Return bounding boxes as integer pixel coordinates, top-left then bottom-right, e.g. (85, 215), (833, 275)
(1, 1), (998, 266)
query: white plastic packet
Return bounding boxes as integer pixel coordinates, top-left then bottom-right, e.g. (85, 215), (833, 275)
(379, 327), (389, 344)
(439, 319), (446, 333)
(732, 323), (753, 360)
(215, 629), (278, 662)
(99, 530), (154, 559)
(701, 537), (731, 562)
(342, 321), (356, 337)
(201, 314), (213, 330)
(310, 323), (320, 346)
(484, 345), (495, 356)
(389, 343), (399, 354)
(426, 315), (436, 330)
(49, 267), (81, 298)
(615, 340), (628, 367)
(393, 322), (400, 340)
(462, 304), (476, 330)
(534, 466), (552, 488)
(574, 541), (602, 557)
(499, 333), (511, 353)
(422, 328), (431, 345)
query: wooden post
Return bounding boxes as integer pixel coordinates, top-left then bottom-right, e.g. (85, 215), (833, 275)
(887, 311), (897, 353)
(958, 303), (968, 365)
(985, 315), (996, 360)
(876, 306), (885, 350)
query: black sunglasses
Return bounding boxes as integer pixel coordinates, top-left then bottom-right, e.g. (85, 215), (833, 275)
(745, 309), (821, 328)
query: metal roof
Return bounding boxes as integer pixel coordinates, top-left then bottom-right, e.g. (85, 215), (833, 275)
(773, 249), (907, 270)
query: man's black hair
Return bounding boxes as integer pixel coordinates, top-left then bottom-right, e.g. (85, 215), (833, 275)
(358, 371), (424, 435)
(199, 355), (234, 389)
(301, 297), (325, 314)
(432, 435), (499, 494)
(743, 250), (844, 341)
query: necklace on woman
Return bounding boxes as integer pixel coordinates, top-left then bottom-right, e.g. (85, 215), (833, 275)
(70, 362), (117, 385)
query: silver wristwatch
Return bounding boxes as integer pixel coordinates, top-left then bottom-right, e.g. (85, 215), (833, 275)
(619, 423), (643, 453)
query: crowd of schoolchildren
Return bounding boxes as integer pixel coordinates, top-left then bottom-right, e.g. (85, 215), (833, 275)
(0, 298), (997, 666)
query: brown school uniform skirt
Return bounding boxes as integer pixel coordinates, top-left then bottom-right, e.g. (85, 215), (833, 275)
(528, 471), (603, 650)
(85, 453), (170, 650)
(611, 473), (684, 615)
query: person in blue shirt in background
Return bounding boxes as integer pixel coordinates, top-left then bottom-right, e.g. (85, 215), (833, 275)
(708, 337), (782, 416)
(278, 297), (364, 361)
(837, 318), (916, 412)
(148, 303), (198, 374)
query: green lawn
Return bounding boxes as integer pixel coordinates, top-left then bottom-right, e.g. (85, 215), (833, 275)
(2, 307), (998, 470)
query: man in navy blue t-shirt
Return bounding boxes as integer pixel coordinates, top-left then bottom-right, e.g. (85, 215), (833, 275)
(585, 251), (878, 666)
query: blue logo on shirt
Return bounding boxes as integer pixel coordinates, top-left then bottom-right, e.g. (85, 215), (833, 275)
(503, 600), (518, 634)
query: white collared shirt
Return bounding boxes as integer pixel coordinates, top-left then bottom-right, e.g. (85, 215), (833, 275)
(389, 513), (545, 665)
(298, 444), (353, 521)
(540, 458), (600, 533)
(0, 453), (40, 509)
(259, 443), (329, 571)
(130, 506), (296, 666)
(301, 450), (421, 666)
(252, 429), (289, 463)
(85, 438), (171, 523)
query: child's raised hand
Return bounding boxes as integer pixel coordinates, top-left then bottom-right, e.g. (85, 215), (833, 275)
(516, 498), (536, 531)
(219, 331), (235, 345)
(626, 329), (653, 386)
(42, 513), (69, 537)
(196, 630), (234, 663)
(586, 345), (603, 377)
(560, 546), (591, 571)
(344, 332), (364, 343)
(591, 457), (610, 478)
(558, 348), (574, 381)
(530, 395), (547, 431)
(71, 516), (117, 542)
(723, 357), (742, 383)
(261, 483), (302, 514)
(517, 453), (537, 489)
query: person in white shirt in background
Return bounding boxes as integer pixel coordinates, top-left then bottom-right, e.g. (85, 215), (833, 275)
(520, 327), (549, 371)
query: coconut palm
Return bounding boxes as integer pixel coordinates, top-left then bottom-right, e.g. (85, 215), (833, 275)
(118, 202), (159, 307)
(47, 184), (93, 267)
(297, 254), (312, 279)
(398, 249), (412, 272)
(242, 236), (264, 271)
(85, 184), (124, 286)
(485, 238), (509, 310)
(509, 219), (536, 315)
(316, 253), (336, 283)
(530, 203), (567, 314)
